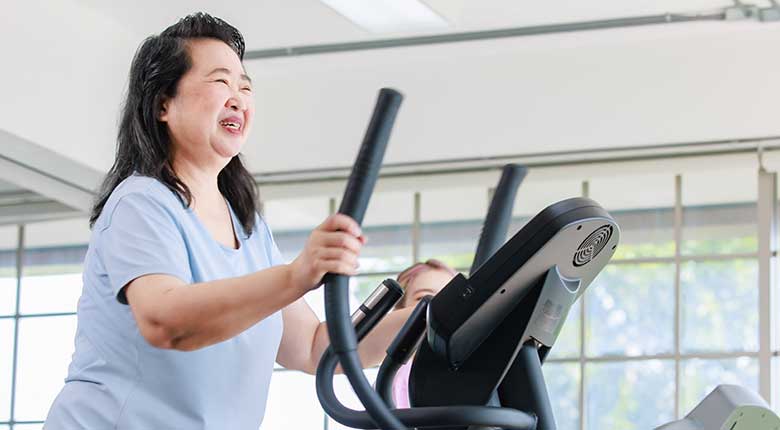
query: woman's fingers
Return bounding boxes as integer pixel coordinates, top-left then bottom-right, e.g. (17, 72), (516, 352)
(315, 259), (360, 276)
(312, 245), (360, 277)
(313, 248), (360, 269)
(311, 214), (364, 253)
(312, 231), (363, 254)
(319, 214), (362, 237)
(291, 214), (367, 290)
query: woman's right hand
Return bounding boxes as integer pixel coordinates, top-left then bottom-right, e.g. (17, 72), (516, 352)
(289, 214), (366, 293)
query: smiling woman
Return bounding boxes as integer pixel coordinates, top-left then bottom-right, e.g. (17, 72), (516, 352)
(42, 12), (415, 430)
(161, 40), (255, 176)
(89, 12), (258, 239)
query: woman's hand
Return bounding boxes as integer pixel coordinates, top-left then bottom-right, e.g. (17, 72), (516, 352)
(289, 214), (366, 293)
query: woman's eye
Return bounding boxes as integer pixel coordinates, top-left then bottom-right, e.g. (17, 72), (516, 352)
(241, 87), (253, 93)
(215, 79), (229, 85)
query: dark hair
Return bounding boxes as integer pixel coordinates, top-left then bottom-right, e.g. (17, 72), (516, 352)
(90, 12), (259, 235)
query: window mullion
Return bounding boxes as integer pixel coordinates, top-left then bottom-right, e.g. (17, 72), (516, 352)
(757, 168), (776, 404)
(674, 175), (682, 420)
(9, 225), (24, 430)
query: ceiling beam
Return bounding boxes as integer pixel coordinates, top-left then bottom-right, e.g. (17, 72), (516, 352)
(244, 10), (734, 60)
(0, 199), (81, 226)
(253, 135), (780, 186)
(0, 129), (103, 212)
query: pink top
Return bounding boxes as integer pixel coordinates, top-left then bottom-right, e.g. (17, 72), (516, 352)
(391, 360), (413, 408)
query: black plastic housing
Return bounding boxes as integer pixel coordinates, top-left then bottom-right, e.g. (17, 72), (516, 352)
(426, 197), (613, 368)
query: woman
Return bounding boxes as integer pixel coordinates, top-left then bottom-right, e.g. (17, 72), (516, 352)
(45, 13), (414, 429)
(391, 259), (457, 408)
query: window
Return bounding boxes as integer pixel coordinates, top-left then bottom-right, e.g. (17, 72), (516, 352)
(587, 263), (675, 357)
(419, 186), (486, 269)
(263, 371), (322, 429)
(680, 357), (758, 413)
(13, 316), (77, 421)
(3, 156), (775, 429)
(359, 191), (414, 274)
(0, 319), (13, 423)
(1, 219), (88, 428)
(585, 360), (675, 429)
(543, 168), (763, 429)
(19, 219), (89, 315)
(543, 362), (580, 429)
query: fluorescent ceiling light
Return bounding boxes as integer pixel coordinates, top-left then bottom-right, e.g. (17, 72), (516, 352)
(321, 0), (449, 33)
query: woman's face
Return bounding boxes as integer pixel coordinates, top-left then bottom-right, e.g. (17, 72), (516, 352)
(160, 38), (254, 169)
(403, 268), (453, 308)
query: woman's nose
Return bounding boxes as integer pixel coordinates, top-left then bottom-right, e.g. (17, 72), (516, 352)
(226, 93), (246, 111)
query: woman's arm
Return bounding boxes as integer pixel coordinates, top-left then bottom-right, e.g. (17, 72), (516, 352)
(126, 267), (296, 351)
(125, 214), (364, 351)
(276, 296), (415, 375)
(316, 305), (415, 372)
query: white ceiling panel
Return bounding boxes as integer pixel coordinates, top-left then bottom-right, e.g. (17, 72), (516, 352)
(74, 0), (777, 50)
(76, 0), (368, 50)
(1, 0), (779, 184)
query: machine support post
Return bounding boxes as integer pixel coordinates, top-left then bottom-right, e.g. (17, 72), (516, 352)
(510, 343), (557, 430)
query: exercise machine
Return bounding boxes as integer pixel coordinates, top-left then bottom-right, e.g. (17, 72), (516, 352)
(315, 87), (617, 429)
(315, 88), (778, 430)
(656, 385), (780, 430)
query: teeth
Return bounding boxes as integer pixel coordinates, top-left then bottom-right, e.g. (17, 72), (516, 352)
(220, 121), (240, 130)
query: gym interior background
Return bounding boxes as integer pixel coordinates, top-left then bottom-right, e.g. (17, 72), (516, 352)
(2, 1), (780, 429)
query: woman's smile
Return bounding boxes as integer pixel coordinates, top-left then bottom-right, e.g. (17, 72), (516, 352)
(219, 115), (244, 135)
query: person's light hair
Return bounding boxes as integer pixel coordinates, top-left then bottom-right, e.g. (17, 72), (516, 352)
(394, 259), (456, 309)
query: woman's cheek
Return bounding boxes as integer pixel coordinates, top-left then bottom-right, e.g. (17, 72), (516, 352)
(244, 110), (255, 135)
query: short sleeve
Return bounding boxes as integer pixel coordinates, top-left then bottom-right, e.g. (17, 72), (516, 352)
(99, 192), (191, 304)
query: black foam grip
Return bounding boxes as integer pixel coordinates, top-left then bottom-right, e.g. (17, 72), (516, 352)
(322, 88), (406, 429)
(325, 88), (403, 354)
(470, 164), (528, 275)
(337, 88), (403, 224)
(324, 276), (357, 354)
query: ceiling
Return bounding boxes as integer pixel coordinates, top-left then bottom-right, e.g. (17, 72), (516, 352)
(75, 0), (772, 50)
(1, 0), (779, 212)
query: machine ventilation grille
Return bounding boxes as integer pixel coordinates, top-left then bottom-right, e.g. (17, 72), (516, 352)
(573, 225), (613, 267)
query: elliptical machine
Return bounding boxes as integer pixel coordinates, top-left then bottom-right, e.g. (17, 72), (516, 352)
(314, 87), (616, 429)
(314, 88), (779, 430)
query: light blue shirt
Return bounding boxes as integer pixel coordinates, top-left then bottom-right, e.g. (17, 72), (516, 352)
(45, 174), (284, 430)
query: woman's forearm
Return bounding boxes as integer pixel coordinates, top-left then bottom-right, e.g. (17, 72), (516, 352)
(309, 306), (415, 373)
(128, 265), (303, 351)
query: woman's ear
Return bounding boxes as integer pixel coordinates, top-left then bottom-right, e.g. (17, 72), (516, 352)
(158, 97), (170, 122)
